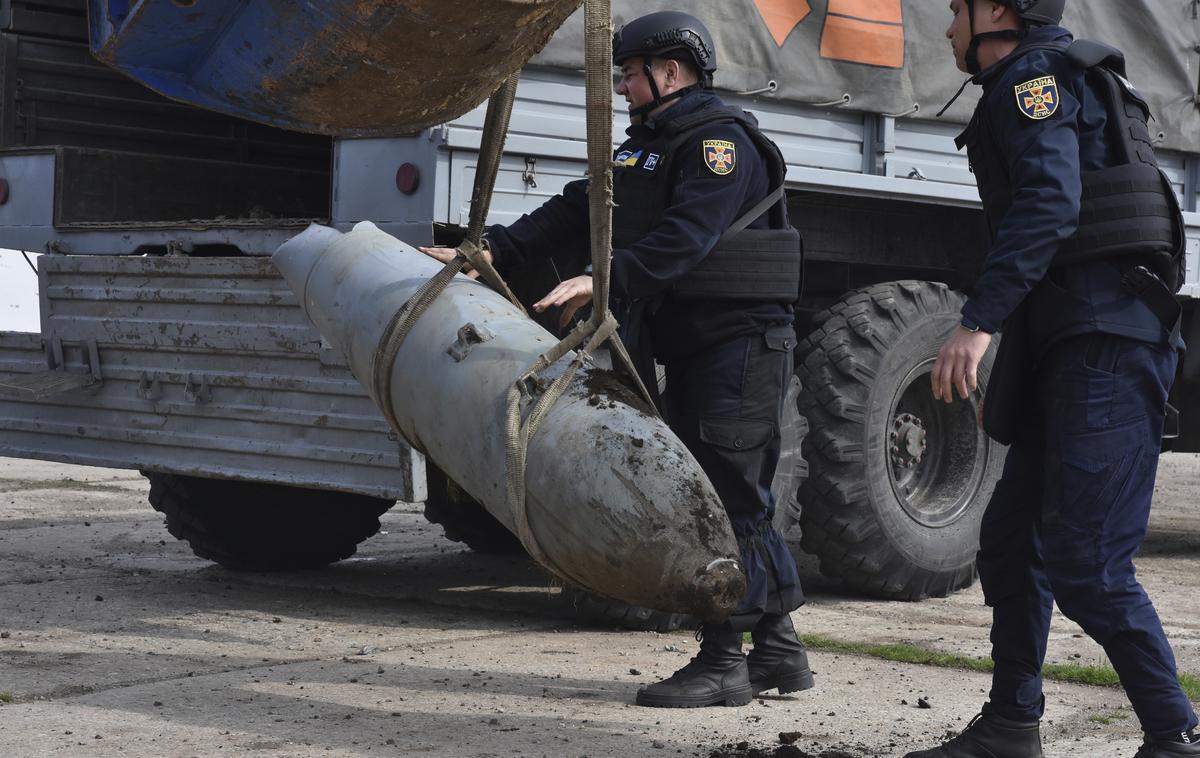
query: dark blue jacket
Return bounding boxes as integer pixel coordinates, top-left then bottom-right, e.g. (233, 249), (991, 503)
(486, 90), (791, 362)
(956, 26), (1173, 355)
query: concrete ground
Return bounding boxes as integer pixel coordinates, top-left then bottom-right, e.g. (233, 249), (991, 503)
(1, 454), (1198, 758)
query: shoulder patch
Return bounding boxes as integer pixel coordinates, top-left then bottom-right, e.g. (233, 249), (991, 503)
(702, 139), (736, 176)
(1014, 76), (1060, 120)
(620, 149), (643, 167)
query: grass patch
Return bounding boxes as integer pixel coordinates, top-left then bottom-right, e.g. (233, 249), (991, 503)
(798, 635), (992, 674)
(1088, 710), (1129, 725)
(1042, 660), (1120, 688)
(794, 634), (1200, 700)
(0, 693), (14, 704)
(1180, 673), (1200, 701)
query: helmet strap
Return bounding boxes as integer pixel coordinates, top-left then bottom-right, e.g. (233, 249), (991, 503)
(966, 29), (1025, 73)
(628, 60), (701, 121)
(964, 0), (1026, 75)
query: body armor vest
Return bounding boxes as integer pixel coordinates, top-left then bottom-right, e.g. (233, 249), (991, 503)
(612, 106), (803, 302)
(957, 40), (1185, 291)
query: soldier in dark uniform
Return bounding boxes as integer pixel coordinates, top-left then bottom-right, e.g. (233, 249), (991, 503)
(909, 1), (1196, 756)
(420, 11), (810, 709)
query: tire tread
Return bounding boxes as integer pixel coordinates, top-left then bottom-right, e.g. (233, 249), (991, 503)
(145, 472), (393, 571)
(796, 281), (979, 600)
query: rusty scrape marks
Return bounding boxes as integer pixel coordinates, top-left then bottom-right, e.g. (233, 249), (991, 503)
(266, 0), (584, 135)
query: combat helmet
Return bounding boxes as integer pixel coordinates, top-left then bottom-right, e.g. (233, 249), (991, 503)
(613, 11), (716, 119)
(962, 0), (1066, 74)
(1002, 0), (1065, 26)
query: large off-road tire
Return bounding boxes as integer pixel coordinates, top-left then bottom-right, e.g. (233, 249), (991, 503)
(559, 588), (691, 633)
(423, 463), (524, 554)
(422, 462), (688, 631)
(145, 472), (394, 571)
(796, 281), (1006, 599)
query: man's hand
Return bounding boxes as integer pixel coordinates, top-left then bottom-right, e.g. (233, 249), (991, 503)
(533, 275), (593, 329)
(417, 245), (493, 280)
(931, 326), (993, 403)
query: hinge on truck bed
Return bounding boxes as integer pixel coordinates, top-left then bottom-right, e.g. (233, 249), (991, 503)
(0, 337), (102, 401)
(184, 373), (211, 403)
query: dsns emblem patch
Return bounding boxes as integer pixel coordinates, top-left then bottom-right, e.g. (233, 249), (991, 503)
(1014, 76), (1059, 120)
(703, 140), (736, 175)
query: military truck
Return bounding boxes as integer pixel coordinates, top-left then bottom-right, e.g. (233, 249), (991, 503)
(1, 0), (1197, 610)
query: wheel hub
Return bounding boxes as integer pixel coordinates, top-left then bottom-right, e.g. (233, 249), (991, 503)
(886, 359), (992, 530)
(890, 413), (927, 469)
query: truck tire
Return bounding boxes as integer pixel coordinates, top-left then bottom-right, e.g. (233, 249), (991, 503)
(795, 281), (1005, 599)
(559, 588), (690, 633)
(422, 462), (687, 631)
(145, 472), (394, 571)
(423, 462), (524, 554)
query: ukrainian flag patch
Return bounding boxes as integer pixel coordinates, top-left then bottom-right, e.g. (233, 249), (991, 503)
(1014, 76), (1059, 120)
(703, 140), (736, 175)
(615, 149), (643, 167)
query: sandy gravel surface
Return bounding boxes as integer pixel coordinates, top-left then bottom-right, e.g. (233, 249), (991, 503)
(1, 455), (1198, 757)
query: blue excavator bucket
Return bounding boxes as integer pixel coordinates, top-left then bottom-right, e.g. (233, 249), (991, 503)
(87, 0), (582, 136)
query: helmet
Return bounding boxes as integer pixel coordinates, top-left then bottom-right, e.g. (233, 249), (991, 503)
(1001, 0), (1065, 26)
(959, 0), (1064, 75)
(612, 11), (716, 86)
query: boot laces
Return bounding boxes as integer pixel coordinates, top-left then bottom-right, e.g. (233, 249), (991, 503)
(941, 713), (985, 747)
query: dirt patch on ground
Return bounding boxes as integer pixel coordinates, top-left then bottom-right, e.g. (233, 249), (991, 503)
(708, 742), (869, 758)
(2, 456), (1199, 756)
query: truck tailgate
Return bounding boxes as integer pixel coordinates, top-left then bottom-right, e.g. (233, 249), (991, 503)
(0, 254), (421, 501)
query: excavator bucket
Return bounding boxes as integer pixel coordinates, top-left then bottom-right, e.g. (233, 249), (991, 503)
(86, 0), (583, 136)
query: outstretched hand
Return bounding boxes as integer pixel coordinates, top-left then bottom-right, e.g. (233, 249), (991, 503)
(533, 275), (594, 329)
(931, 326), (993, 403)
(417, 245), (493, 280)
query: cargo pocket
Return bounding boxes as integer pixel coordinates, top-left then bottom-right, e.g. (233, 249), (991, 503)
(1080, 335), (1122, 429)
(763, 327), (794, 354)
(1045, 419), (1144, 559)
(698, 417), (777, 516)
(740, 327), (794, 417)
(699, 417), (775, 453)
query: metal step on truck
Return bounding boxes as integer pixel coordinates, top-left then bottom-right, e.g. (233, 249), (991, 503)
(1, 0), (1197, 616)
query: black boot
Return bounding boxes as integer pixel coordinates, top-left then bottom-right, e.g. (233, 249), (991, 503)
(746, 612), (814, 696)
(904, 706), (1043, 758)
(635, 622), (752, 708)
(1135, 734), (1200, 757)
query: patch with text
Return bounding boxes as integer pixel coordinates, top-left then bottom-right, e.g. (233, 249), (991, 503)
(1014, 76), (1059, 120)
(703, 140), (736, 175)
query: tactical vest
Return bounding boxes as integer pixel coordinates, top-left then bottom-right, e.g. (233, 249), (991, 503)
(957, 40), (1186, 292)
(611, 106), (803, 302)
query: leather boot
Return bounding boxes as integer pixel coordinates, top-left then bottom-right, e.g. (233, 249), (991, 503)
(1135, 735), (1200, 757)
(746, 612), (814, 696)
(904, 706), (1043, 758)
(635, 622), (752, 708)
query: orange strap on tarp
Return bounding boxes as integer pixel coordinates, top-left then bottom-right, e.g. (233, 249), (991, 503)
(821, 0), (905, 69)
(752, 0), (905, 69)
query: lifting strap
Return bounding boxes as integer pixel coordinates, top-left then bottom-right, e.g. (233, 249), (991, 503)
(369, 0), (656, 592)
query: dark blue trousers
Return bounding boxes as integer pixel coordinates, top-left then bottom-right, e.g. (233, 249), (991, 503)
(979, 333), (1196, 737)
(664, 325), (804, 632)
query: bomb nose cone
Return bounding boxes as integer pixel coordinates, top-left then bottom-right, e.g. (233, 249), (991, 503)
(689, 559), (748, 623)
